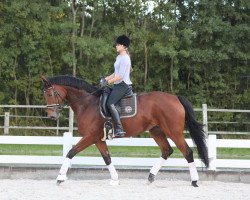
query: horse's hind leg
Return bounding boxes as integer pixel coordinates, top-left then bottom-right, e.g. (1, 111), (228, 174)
(159, 106), (199, 187)
(148, 126), (173, 183)
(95, 140), (119, 185)
(170, 134), (199, 187)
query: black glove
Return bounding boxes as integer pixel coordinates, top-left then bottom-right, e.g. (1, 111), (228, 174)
(99, 78), (108, 88)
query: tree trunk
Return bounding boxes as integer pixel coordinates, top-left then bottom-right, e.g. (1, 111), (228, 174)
(144, 42), (148, 89)
(79, 2), (85, 60)
(13, 56), (18, 123)
(187, 71), (190, 90)
(143, 18), (148, 90)
(87, 10), (96, 69)
(0, 63), (2, 78)
(47, 51), (53, 76)
(71, 0), (78, 77)
(170, 57), (174, 92)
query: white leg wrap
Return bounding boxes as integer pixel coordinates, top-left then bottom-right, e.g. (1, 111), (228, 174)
(107, 163), (118, 180)
(56, 158), (71, 181)
(59, 158), (71, 175)
(107, 163), (119, 185)
(188, 162), (199, 181)
(150, 157), (166, 175)
(56, 174), (68, 181)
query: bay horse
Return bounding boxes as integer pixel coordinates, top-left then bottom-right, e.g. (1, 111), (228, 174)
(41, 75), (209, 187)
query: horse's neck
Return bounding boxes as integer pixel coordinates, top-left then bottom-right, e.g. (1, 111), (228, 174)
(65, 87), (96, 113)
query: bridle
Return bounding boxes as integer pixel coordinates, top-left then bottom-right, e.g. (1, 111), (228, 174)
(43, 85), (65, 111)
(43, 81), (102, 111)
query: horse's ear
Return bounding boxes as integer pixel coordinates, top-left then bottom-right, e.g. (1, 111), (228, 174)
(41, 75), (48, 83)
(41, 75), (52, 89)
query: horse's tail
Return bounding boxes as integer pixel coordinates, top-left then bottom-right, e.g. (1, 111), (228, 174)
(178, 95), (209, 168)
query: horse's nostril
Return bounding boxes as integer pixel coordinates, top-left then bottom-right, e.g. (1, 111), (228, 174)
(50, 116), (57, 121)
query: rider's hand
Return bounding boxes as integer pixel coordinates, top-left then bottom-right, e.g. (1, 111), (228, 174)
(99, 78), (108, 88)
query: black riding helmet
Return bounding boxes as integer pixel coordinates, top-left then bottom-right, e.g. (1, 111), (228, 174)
(115, 35), (130, 48)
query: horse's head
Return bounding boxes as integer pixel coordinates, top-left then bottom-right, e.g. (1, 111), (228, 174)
(41, 76), (67, 120)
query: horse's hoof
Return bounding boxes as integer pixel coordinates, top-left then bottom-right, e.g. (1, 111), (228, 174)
(148, 173), (155, 184)
(57, 180), (64, 185)
(191, 181), (199, 187)
(56, 174), (67, 185)
(109, 179), (119, 186)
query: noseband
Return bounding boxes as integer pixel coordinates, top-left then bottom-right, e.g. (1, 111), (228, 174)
(43, 86), (65, 111)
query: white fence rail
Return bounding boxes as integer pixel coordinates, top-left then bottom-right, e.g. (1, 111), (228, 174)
(0, 132), (250, 170)
(1, 104), (250, 135)
(0, 104), (249, 169)
(0, 105), (75, 135)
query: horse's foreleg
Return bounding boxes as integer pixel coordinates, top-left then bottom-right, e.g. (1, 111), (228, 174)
(148, 126), (173, 183)
(95, 141), (119, 186)
(56, 136), (93, 185)
(56, 148), (76, 184)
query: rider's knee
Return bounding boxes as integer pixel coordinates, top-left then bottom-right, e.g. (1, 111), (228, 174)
(107, 102), (115, 110)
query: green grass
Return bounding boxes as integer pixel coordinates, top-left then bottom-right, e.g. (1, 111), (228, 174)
(0, 144), (249, 159)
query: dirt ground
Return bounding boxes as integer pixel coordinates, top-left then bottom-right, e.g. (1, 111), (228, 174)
(0, 179), (249, 200)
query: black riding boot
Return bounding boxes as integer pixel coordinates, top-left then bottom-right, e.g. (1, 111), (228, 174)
(101, 87), (111, 116)
(109, 104), (126, 137)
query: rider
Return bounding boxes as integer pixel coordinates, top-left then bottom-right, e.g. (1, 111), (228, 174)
(100, 35), (132, 137)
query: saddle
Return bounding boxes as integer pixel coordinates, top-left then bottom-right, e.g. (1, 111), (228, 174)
(99, 86), (137, 141)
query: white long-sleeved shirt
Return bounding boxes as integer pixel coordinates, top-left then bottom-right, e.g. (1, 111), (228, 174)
(114, 54), (132, 85)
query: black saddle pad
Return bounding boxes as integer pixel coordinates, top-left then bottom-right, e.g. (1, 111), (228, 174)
(100, 94), (137, 119)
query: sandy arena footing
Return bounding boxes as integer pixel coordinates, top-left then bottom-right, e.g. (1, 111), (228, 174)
(0, 166), (249, 200)
(0, 165), (249, 183)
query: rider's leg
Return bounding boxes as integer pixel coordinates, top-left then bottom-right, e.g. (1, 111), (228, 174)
(108, 104), (125, 136)
(100, 86), (111, 116)
(107, 82), (128, 137)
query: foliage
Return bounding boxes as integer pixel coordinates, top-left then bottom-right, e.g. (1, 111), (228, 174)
(0, 0), (249, 135)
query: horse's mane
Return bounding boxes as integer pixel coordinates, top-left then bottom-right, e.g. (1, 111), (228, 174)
(47, 75), (101, 95)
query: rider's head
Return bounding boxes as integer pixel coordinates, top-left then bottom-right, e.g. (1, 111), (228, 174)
(115, 35), (130, 48)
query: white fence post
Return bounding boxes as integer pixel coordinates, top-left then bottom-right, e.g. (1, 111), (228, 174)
(63, 132), (73, 158)
(202, 104), (208, 136)
(208, 134), (217, 170)
(4, 112), (10, 135)
(68, 108), (74, 134)
(56, 119), (59, 136)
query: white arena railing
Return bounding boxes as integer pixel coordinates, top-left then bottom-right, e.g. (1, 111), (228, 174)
(0, 132), (250, 170)
(1, 104), (250, 136)
(0, 104), (249, 170)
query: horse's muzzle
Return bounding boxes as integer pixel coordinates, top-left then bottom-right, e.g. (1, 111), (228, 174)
(48, 112), (60, 121)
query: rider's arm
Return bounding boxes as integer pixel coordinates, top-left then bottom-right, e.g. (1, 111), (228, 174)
(107, 75), (122, 84)
(105, 73), (115, 81)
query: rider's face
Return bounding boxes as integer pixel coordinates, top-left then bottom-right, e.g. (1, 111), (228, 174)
(116, 44), (126, 53)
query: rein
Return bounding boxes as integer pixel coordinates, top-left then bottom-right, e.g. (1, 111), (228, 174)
(85, 87), (102, 97)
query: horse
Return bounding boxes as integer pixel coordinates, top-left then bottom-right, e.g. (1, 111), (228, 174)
(41, 75), (209, 187)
